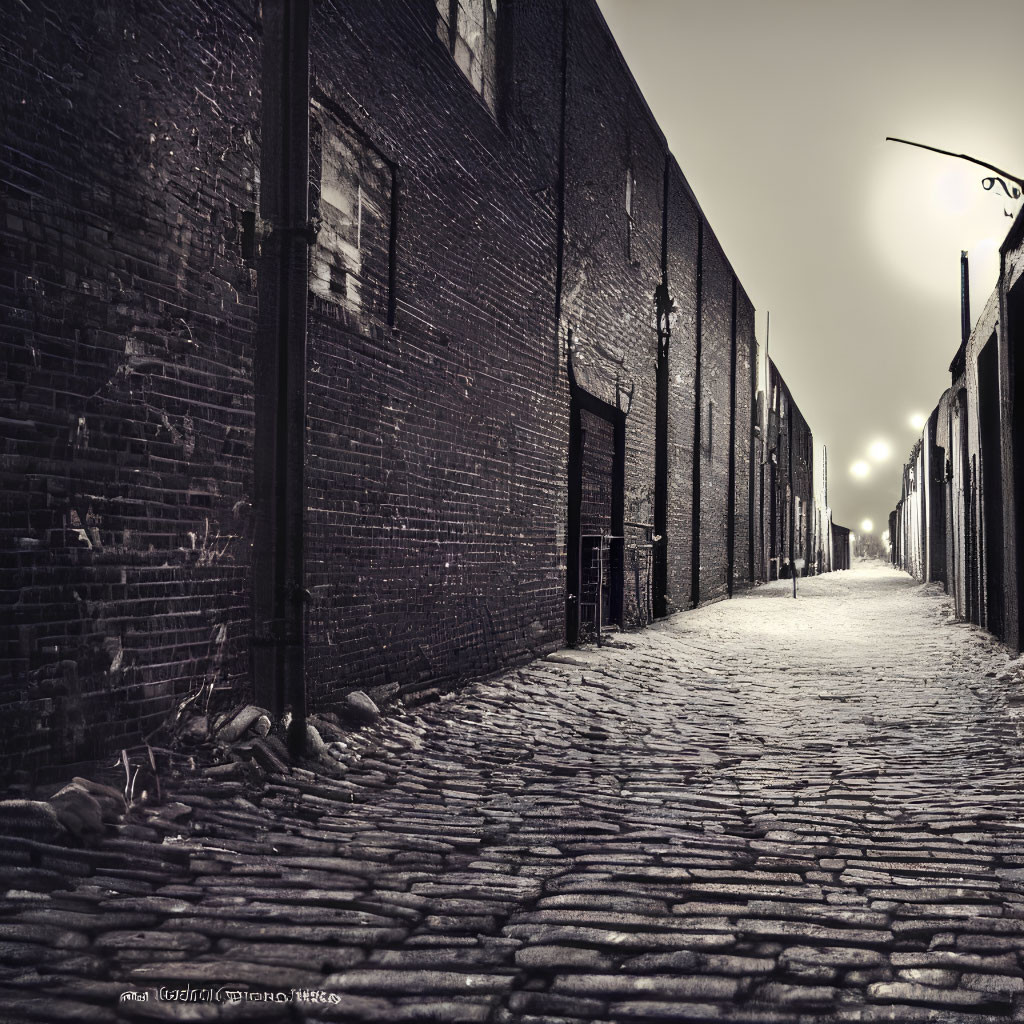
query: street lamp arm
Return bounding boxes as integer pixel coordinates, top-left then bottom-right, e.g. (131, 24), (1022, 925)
(885, 137), (1024, 192)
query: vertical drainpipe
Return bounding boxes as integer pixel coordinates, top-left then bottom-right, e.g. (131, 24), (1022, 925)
(254, 0), (311, 757)
(726, 276), (738, 597)
(653, 156), (670, 618)
(689, 219), (704, 609)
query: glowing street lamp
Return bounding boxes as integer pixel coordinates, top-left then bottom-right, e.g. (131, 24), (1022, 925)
(850, 460), (870, 479)
(867, 440), (891, 462)
(909, 412), (926, 430)
(860, 518), (874, 532)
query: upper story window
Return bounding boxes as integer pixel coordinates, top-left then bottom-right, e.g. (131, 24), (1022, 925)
(436, 0), (498, 115)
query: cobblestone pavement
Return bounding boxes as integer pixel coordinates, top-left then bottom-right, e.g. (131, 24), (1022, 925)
(5, 563), (1024, 1023)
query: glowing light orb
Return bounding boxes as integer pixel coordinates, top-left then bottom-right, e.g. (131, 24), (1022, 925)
(867, 440), (892, 462)
(868, 132), (1008, 302)
(909, 412), (926, 431)
(860, 518), (874, 532)
(850, 460), (871, 479)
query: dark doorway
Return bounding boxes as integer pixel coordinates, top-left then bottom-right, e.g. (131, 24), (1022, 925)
(567, 394), (624, 646)
(978, 334), (1005, 637)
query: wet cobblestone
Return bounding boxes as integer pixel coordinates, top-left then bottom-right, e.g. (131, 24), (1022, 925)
(3, 564), (1024, 1021)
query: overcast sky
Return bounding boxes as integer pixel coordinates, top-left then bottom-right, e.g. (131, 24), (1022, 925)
(598, 0), (1024, 538)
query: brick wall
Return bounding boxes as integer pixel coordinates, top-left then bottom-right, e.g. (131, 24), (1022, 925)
(697, 234), (734, 602)
(1002, 226), (1024, 652)
(561, 2), (666, 630)
(1, 0), (261, 774)
(733, 289), (756, 592)
(887, 236), (1024, 653)
(663, 165), (700, 612)
(2, 0), (813, 774)
(302, 0), (565, 705)
(766, 359), (814, 579)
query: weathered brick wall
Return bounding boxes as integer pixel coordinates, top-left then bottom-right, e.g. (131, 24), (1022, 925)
(765, 359), (813, 578)
(933, 387), (954, 592)
(1001, 227), (1024, 651)
(896, 442), (925, 580)
(924, 401), (947, 586)
(0, 0), (261, 774)
(302, 0), (565, 704)
(792, 403), (814, 571)
(948, 358), (971, 618)
(733, 289), (755, 591)
(664, 165), (699, 611)
(697, 234), (734, 603)
(2, 0), (790, 774)
(966, 291), (1001, 633)
(561, 2), (665, 629)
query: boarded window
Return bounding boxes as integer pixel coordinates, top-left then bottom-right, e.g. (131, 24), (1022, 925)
(310, 99), (392, 319)
(436, 0), (499, 115)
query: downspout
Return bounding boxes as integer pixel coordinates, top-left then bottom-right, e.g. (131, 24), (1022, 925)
(254, 0), (311, 757)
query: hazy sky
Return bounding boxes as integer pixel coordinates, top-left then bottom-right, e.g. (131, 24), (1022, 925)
(598, 0), (1024, 537)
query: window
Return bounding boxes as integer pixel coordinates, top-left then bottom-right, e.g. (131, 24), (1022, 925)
(436, 0), (498, 115)
(309, 99), (394, 321)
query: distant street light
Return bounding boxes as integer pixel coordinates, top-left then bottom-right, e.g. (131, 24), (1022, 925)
(850, 460), (870, 479)
(867, 440), (891, 462)
(909, 412), (926, 430)
(861, 518), (874, 532)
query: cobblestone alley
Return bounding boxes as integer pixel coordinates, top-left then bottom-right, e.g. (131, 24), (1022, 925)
(5, 563), (1024, 1023)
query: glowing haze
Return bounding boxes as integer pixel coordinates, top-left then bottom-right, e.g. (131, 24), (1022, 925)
(597, 0), (1024, 537)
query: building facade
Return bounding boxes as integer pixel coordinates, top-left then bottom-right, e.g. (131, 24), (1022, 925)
(890, 219), (1024, 654)
(1, 0), (838, 775)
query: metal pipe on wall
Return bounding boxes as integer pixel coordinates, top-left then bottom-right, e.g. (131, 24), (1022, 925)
(254, 0), (311, 757)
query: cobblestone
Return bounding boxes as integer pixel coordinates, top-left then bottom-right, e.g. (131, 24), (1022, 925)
(4, 565), (1024, 1020)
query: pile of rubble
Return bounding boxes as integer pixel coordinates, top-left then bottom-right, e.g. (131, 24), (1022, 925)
(0, 776), (127, 844)
(0, 684), (415, 847)
(189, 683), (404, 775)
